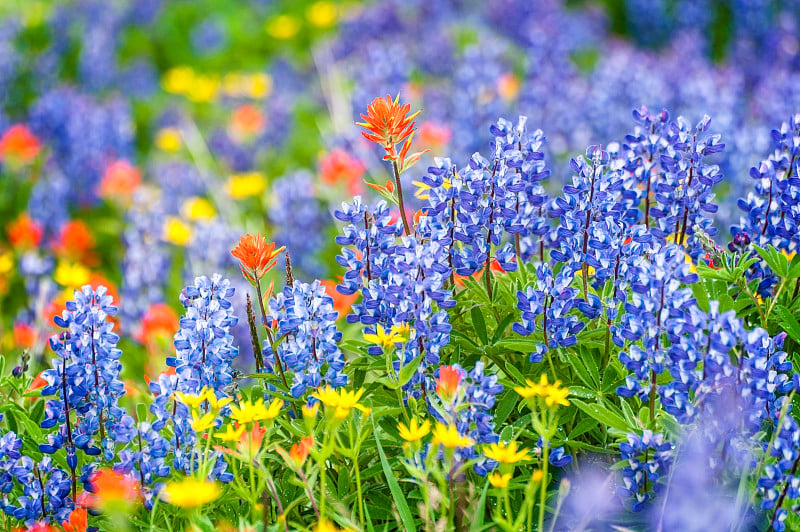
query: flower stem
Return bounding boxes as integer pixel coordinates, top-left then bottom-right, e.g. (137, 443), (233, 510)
(392, 160), (412, 236)
(539, 439), (550, 532)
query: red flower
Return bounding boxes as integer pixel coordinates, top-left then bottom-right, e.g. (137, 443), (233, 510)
(98, 160), (141, 200)
(357, 94), (429, 173)
(27, 371), (47, 393)
(13, 322), (37, 349)
(62, 507), (88, 532)
(320, 279), (358, 318)
(7, 213), (43, 251)
(229, 104), (265, 138)
(231, 234), (284, 285)
(137, 303), (179, 344)
(52, 220), (95, 262)
(319, 149), (365, 194)
(418, 121), (452, 151)
(88, 469), (141, 511)
(21, 522), (56, 532)
(0, 124), (41, 163)
(288, 435), (314, 466)
(436, 366), (462, 401)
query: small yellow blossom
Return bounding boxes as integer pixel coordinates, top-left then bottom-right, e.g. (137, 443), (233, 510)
(54, 262), (91, 288)
(227, 172), (267, 199)
(484, 440), (529, 464)
(174, 390), (208, 410)
(390, 322), (412, 337)
(229, 398), (283, 425)
(182, 197), (216, 221)
(191, 411), (216, 433)
(161, 478), (220, 507)
(0, 250), (13, 275)
(431, 423), (474, 449)
(187, 75), (219, 103)
(162, 66), (195, 94)
(306, 2), (337, 28)
(514, 374), (570, 407)
(531, 470), (544, 483)
(155, 127), (182, 152)
(265, 15), (300, 39)
(215, 424), (246, 442)
(314, 519), (356, 532)
(206, 394), (233, 411)
(488, 472), (511, 488)
(163, 217), (192, 246)
(248, 73), (272, 99)
(302, 402), (320, 419)
(363, 324), (406, 348)
(398, 418), (430, 442)
(312, 386), (369, 418)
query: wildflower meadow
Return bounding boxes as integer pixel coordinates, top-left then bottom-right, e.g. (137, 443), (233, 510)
(2, 0), (800, 531)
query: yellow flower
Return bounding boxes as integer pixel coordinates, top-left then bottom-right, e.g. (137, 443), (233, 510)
(206, 394), (233, 411)
(363, 324), (406, 349)
(174, 389), (208, 410)
(314, 519), (355, 532)
(302, 402), (320, 419)
(398, 418), (430, 442)
(531, 470), (544, 483)
(413, 176), (451, 200)
(0, 250), (13, 275)
(514, 374), (570, 407)
(306, 2), (337, 28)
(187, 74), (219, 103)
(162, 66), (195, 94)
(431, 423), (474, 449)
(484, 440), (529, 464)
(163, 217), (192, 246)
(312, 386), (369, 418)
(390, 322), (412, 337)
(161, 478), (220, 507)
(227, 172), (267, 199)
(265, 15), (300, 39)
(54, 262), (91, 288)
(488, 472), (511, 488)
(248, 73), (272, 99)
(155, 127), (182, 152)
(215, 424), (246, 442)
(229, 398), (283, 425)
(182, 197), (216, 221)
(191, 411), (216, 433)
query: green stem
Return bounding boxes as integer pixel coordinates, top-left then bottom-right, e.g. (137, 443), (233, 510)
(391, 160), (412, 236)
(539, 439), (550, 532)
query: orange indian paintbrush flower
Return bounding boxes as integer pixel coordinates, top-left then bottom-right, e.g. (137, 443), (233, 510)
(357, 94), (420, 158)
(230, 233), (285, 284)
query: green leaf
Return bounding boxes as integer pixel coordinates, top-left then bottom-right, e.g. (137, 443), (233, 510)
(497, 337), (541, 353)
(471, 307), (488, 345)
(372, 418), (416, 531)
(755, 245), (789, 278)
(469, 482), (490, 532)
(494, 391), (518, 426)
(570, 399), (630, 433)
(490, 313), (516, 345)
(398, 354), (424, 388)
(776, 305), (800, 344)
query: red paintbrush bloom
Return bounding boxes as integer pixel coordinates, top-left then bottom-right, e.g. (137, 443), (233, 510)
(7, 213), (43, 251)
(98, 159), (141, 200)
(137, 303), (179, 344)
(320, 279), (358, 318)
(231, 234), (284, 285)
(319, 149), (365, 194)
(288, 435), (314, 466)
(13, 322), (36, 349)
(62, 507), (88, 532)
(436, 365), (462, 401)
(52, 220), (95, 262)
(88, 469), (141, 511)
(357, 94), (420, 155)
(0, 124), (41, 163)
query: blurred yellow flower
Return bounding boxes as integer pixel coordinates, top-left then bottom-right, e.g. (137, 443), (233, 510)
(431, 423), (474, 449)
(174, 389), (208, 410)
(484, 441), (529, 464)
(227, 172), (267, 199)
(161, 478), (220, 507)
(531, 470), (544, 482)
(155, 127), (182, 152)
(215, 424), (246, 442)
(488, 472), (511, 488)
(182, 197), (217, 221)
(302, 402), (320, 419)
(306, 2), (337, 28)
(314, 519), (355, 532)
(398, 418), (430, 442)
(229, 398), (283, 425)
(54, 262), (91, 288)
(266, 15), (300, 39)
(0, 250), (14, 276)
(162, 66), (195, 94)
(163, 217), (192, 246)
(187, 75), (219, 103)
(248, 73), (272, 99)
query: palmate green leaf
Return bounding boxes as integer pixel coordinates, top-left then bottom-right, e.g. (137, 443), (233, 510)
(372, 417), (417, 531)
(775, 305), (800, 344)
(570, 398), (630, 433)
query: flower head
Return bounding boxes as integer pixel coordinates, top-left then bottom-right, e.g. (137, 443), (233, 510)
(357, 94), (427, 172)
(7, 212), (43, 250)
(398, 418), (431, 442)
(363, 324), (407, 349)
(0, 124), (41, 163)
(99, 160), (141, 200)
(431, 423), (474, 449)
(436, 365), (462, 401)
(488, 472), (511, 488)
(161, 478), (221, 508)
(515, 374), (570, 407)
(231, 233), (284, 284)
(89, 469), (140, 511)
(484, 440), (529, 464)
(312, 386), (368, 418)
(215, 423), (246, 442)
(288, 435), (314, 466)
(229, 398), (283, 425)
(61, 507), (87, 532)
(227, 172), (267, 199)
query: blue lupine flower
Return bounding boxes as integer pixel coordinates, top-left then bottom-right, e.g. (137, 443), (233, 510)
(617, 430), (673, 512)
(262, 279), (347, 398)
